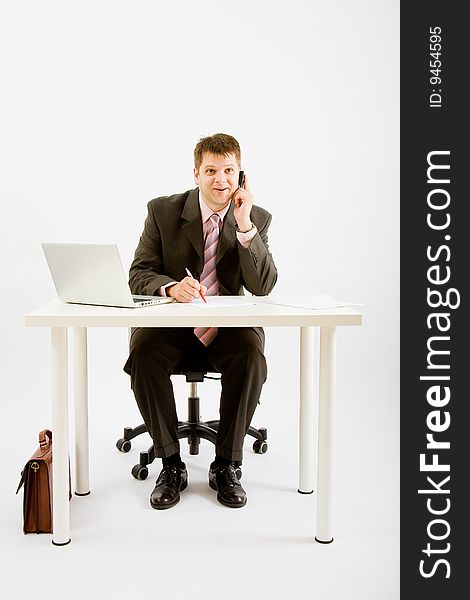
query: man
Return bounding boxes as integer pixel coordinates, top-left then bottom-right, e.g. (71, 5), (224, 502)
(124, 133), (277, 510)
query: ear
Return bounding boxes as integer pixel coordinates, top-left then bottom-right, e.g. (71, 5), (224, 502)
(193, 167), (199, 185)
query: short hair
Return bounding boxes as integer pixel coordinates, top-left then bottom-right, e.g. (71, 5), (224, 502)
(193, 133), (241, 169)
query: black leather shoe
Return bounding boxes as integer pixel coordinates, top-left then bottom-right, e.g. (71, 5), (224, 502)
(208, 462), (247, 508)
(150, 463), (187, 510)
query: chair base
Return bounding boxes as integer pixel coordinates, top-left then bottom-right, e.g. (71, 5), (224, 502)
(117, 404), (268, 480)
(117, 368), (268, 480)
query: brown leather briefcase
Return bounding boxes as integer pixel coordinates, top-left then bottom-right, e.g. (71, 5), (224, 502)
(16, 429), (71, 534)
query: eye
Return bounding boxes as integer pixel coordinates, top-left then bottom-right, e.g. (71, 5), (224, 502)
(226, 168), (234, 173)
(206, 169), (215, 174)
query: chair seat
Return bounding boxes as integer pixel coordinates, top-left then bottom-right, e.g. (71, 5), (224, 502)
(173, 353), (218, 376)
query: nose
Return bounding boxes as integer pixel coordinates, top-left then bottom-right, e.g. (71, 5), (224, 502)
(214, 171), (227, 185)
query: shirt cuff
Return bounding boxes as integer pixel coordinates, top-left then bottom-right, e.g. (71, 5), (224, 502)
(158, 282), (178, 297)
(236, 225), (257, 249)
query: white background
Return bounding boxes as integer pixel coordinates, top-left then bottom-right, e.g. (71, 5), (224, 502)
(0, 1), (399, 598)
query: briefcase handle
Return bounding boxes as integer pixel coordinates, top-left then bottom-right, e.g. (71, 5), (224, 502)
(16, 429), (53, 495)
(39, 429), (52, 449)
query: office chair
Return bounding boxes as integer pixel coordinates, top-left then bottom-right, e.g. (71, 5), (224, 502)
(116, 352), (268, 480)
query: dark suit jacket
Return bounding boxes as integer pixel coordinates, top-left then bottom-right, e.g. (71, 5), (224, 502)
(129, 188), (277, 298)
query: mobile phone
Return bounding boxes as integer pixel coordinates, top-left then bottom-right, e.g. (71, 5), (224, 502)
(238, 170), (245, 189)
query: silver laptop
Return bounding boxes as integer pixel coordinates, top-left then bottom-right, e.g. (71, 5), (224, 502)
(41, 242), (174, 308)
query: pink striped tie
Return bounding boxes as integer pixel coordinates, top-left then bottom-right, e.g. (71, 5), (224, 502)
(194, 213), (221, 346)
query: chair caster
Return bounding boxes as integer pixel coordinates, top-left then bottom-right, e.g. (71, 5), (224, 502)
(116, 438), (132, 452)
(253, 439), (268, 454)
(131, 464), (149, 480)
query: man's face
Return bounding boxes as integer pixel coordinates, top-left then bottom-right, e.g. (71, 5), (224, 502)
(194, 152), (240, 211)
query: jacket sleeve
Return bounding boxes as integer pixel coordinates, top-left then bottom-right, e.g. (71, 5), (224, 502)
(238, 210), (277, 296)
(128, 201), (175, 295)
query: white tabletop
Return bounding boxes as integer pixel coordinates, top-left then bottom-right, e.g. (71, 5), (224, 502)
(25, 296), (362, 328)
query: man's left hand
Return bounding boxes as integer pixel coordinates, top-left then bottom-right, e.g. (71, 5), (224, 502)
(233, 173), (254, 232)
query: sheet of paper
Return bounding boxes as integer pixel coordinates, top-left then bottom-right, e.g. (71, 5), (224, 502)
(191, 296), (257, 308)
(259, 294), (363, 310)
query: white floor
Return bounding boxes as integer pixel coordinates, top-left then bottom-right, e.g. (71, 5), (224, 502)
(1, 327), (399, 600)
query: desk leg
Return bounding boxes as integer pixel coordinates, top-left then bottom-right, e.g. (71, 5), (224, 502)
(315, 326), (337, 544)
(51, 327), (71, 546)
(73, 327), (90, 496)
(299, 326), (315, 494)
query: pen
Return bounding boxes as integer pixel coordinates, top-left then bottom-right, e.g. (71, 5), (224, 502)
(185, 268), (206, 303)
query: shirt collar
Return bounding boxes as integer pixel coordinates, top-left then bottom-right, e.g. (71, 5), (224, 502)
(198, 191), (231, 224)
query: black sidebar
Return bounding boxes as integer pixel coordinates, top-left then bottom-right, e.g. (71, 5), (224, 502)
(401, 2), (467, 597)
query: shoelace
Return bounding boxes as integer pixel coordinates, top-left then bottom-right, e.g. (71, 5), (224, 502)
(158, 465), (180, 485)
(222, 465), (239, 488)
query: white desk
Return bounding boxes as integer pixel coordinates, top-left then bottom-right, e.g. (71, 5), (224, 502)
(25, 297), (362, 545)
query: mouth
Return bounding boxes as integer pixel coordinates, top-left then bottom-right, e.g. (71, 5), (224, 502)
(213, 187), (228, 193)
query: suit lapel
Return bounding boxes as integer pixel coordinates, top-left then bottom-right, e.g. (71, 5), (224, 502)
(181, 189), (204, 261)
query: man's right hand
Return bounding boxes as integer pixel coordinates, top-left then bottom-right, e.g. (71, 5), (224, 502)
(167, 276), (207, 303)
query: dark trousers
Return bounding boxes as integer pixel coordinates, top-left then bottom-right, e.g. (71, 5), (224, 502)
(123, 327), (267, 462)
